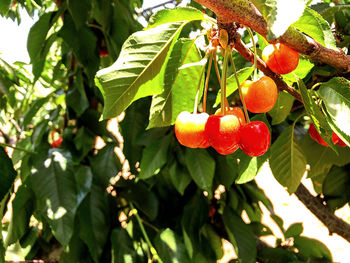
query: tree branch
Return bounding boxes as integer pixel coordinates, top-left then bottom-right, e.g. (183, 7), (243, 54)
(194, 0), (350, 72)
(295, 183), (350, 243)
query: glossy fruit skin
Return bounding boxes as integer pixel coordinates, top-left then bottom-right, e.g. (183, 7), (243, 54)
(205, 115), (240, 155)
(215, 107), (246, 125)
(175, 111), (209, 148)
(51, 137), (63, 148)
(262, 43), (299, 74)
(308, 124), (343, 147)
(241, 76), (278, 113)
(331, 132), (347, 147)
(239, 121), (270, 157)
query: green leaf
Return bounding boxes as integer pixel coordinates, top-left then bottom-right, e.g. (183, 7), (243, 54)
(30, 149), (78, 246)
(147, 38), (203, 129)
(270, 126), (307, 194)
(268, 91), (294, 125)
(96, 22), (187, 119)
(201, 224), (224, 260)
(147, 7), (205, 29)
(79, 184), (109, 263)
(67, 0), (92, 29)
(215, 155), (238, 189)
(298, 78), (336, 151)
(185, 148), (215, 192)
(5, 185), (34, 247)
(0, 147), (16, 201)
(251, 0), (307, 39)
(169, 161), (192, 195)
(292, 7), (337, 49)
(139, 135), (170, 179)
(300, 134), (350, 178)
(111, 228), (140, 263)
(0, 0), (11, 15)
(259, 247), (298, 262)
(154, 228), (191, 263)
(282, 58), (314, 85)
(90, 143), (121, 187)
(22, 97), (50, 128)
(318, 77), (350, 147)
(223, 207), (257, 263)
(66, 71), (89, 117)
(74, 165), (93, 205)
(285, 223), (303, 238)
(59, 13), (99, 80)
(215, 67), (254, 106)
(319, 4), (350, 24)
(294, 236), (332, 261)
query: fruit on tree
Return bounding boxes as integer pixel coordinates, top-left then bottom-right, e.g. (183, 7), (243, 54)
(215, 106), (246, 125)
(262, 43), (299, 74)
(241, 76), (277, 113)
(308, 124), (344, 147)
(175, 111), (209, 148)
(51, 137), (63, 148)
(239, 121), (270, 157)
(333, 133), (347, 147)
(204, 114), (241, 155)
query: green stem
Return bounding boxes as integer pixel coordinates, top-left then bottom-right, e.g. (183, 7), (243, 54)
(203, 51), (214, 113)
(130, 202), (158, 260)
(0, 143), (36, 154)
(221, 49), (230, 115)
(194, 54), (209, 114)
(229, 51), (250, 123)
(292, 113), (306, 130)
(246, 27), (258, 81)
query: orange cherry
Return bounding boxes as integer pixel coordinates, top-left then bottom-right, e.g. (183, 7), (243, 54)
(174, 111), (209, 148)
(215, 107), (246, 125)
(262, 43), (299, 75)
(241, 76), (278, 113)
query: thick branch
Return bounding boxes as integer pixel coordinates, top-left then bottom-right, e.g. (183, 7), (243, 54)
(195, 0), (350, 72)
(295, 183), (350, 243)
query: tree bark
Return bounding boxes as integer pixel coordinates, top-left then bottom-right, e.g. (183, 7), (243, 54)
(194, 0), (350, 72)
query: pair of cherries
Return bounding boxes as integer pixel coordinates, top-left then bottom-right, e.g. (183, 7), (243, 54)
(309, 124), (347, 147)
(174, 107), (270, 157)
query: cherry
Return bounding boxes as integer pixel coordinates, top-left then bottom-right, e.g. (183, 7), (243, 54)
(330, 132), (347, 147)
(241, 76), (277, 113)
(308, 124), (342, 147)
(99, 46), (109, 58)
(51, 137), (63, 148)
(215, 107), (246, 125)
(262, 43), (299, 75)
(204, 115), (241, 155)
(239, 121), (270, 157)
(175, 111), (209, 148)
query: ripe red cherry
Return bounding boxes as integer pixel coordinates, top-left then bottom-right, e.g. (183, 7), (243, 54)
(308, 124), (341, 147)
(262, 43), (299, 74)
(239, 121), (270, 157)
(204, 115), (241, 155)
(241, 76), (278, 113)
(215, 107), (246, 125)
(99, 46), (109, 58)
(51, 137), (63, 148)
(175, 111), (209, 148)
(330, 132), (347, 147)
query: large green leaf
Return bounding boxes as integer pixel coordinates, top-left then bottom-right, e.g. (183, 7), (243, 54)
(318, 77), (350, 147)
(67, 0), (92, 29)
(285, 223), (303, 238)
(251, 0), (307, 39)
(215, 67), (254, 106)
(154, 228), (191, 263)
(294, 236), (332, 261)
(96, 22), (187, 119)
(147, 38), (203, 129)
(185, 148), (215, 192)
(79, 184), (109, 263)
(66, 71), (89, 117)
(168, 161), (192, 195)
(147, 7), (205, 29)
(292, 7), (337, 49)
(223, 207), (257, 263)
(0, 147), (16, 202)
(298, 78), (336, 151)
(270, 126), (307, 194)
(30, 149), (78, 246)
(139, 135), (170, 179)
(0, 0), (10, 15)
(111, 228), (140, 263)
(22, 97), (50, 128)
(5, 184), (34, 247)
(268, 91), (294, 125)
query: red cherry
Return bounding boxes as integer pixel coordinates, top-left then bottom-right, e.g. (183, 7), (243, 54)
(309, 124), (329, 146)
(332, 133), (347, 147)
(99, 46), (109, 58)
(205, 115), (241, 155)
(262, 43), (299, 75)
(215, 107), (246, 125)
(175, 111), (209, 148)
(241, 76), (278, 113)
(51, 137), (63, 148)
(239, 121), (270, 157)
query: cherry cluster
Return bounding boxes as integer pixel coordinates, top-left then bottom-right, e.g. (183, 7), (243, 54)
(174, 39), (301, 157)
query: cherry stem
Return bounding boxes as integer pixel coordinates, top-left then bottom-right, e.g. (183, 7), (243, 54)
(203, 51), (214, 113)
(246, 27), (258, 81)
(194, 53), (210, 114)
(214, 50), (229, 109)
(221, 48), (230, 115)
(229, 50), (250, 123)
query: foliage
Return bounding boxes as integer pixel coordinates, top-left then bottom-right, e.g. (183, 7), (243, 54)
(0, 0), (349, 262)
